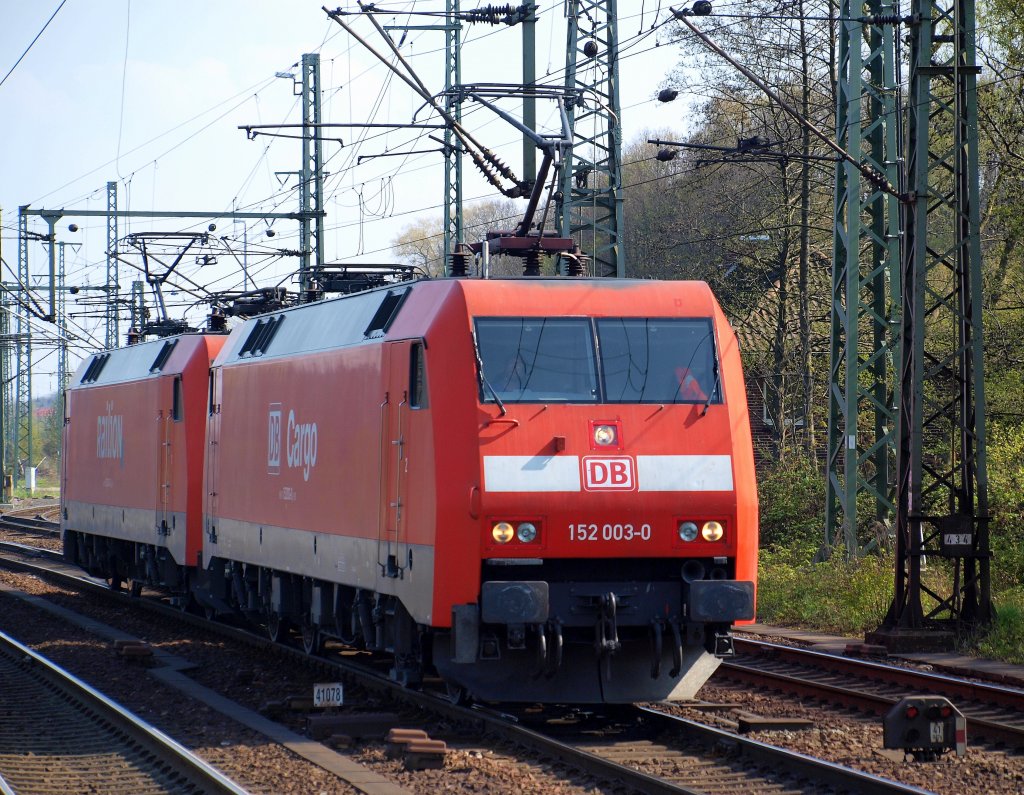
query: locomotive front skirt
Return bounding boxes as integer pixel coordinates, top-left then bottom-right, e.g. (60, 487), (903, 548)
(62, 277), (758, 704)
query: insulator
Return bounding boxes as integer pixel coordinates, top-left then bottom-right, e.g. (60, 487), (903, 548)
(864, 13), (909, 24)
(658, 88), (679, 103)
(565, 251), (589, 277)
(450, 246), (472, 277)
(524, 250), (542, 277)
(207, 311), (227, 333)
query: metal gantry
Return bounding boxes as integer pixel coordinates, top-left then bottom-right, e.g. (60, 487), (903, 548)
(560, 0), (625, 277)
(884, 0), (991, 631)
(825, 1), (902, 557)
(299, 53), (325, 300)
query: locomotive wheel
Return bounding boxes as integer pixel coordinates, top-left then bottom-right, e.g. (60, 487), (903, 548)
(266, 611), (288, 644)
(445, 681), (471, 706)
(301, 622), (321, 656)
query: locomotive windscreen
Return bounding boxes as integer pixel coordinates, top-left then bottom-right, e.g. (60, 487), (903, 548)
(475, 317), (720, 404)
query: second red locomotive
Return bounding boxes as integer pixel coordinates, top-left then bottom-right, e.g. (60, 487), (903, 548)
(63, 277), (757, 703)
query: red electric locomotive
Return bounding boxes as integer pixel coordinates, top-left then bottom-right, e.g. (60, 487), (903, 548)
(194, 277), (756, 702)
(62, 277), (757, 704)
(62, 334), (226, 593)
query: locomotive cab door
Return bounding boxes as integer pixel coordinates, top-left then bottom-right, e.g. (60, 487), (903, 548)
(378, 341), (411, 579)
(205, 368), (222, 555)
(155, 376), (175, 543)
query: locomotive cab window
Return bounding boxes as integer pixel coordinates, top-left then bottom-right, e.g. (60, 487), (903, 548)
(410, 342), (428, 409)
(598, 318), (720, 404)
(475, 318), (598, 403)
(474, 316), (721, 405)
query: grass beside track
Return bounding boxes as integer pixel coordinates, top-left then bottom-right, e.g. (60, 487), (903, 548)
(757, 544), (1024, 664)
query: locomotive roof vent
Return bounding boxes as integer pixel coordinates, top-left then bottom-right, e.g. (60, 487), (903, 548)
(80, 353), (111, 384)
(239, 314), (286, 358)
(149, 339), (179, 373)
(363, 287), (410, 339)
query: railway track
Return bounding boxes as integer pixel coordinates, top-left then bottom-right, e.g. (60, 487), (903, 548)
(524, 704), (929, 794)
(1, 503), (61, 527)
(0, 629), (247, 795)
(720, 637), (1024, 748)
(0, 538), (936, 794)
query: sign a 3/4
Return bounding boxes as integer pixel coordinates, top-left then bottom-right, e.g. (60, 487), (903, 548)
(937, 515), (974, 557)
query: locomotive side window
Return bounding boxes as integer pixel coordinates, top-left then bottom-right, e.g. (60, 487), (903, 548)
(474, 316), (721, 405)
(475, 318), (597, 403)
(597, 318), (720, 404)
(409, 342), (428, 409)
(172, 376), (184, 421)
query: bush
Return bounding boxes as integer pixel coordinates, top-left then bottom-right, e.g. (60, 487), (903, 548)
(756, 546), (894, 633)
(757, 452), (825, 549)
(987, 423), (1024, 589)
(976, 590), (1024, 664)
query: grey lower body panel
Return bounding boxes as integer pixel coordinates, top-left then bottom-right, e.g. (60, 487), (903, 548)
(62, 500), (187, 566)
(432, 633), (721, 703)
(205, 516), (436, 625)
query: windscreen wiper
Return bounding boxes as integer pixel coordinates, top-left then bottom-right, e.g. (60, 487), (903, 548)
(471, 329), (507, 416)
(701, 356), (721, 417)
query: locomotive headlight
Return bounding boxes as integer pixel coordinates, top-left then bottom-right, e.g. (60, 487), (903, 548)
(516, 522), (538, 543)
(701, 520), (724, 542)
(678, 521), (699, 542)
(492, 522), (514, 544)
(593, 424), (617, 446)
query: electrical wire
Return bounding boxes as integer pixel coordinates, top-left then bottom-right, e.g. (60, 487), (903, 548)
(0, 0), (69, 90)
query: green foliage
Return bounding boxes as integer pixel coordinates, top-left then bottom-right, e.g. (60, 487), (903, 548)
(756, 546), (894, 633)
(757, 452), (825, 549)
(976, 591), (1024, 664)
(986, 423), (1024, 589)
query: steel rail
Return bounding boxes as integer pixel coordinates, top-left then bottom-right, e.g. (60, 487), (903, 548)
(635, 707), (931, 794)
(0, 629), (249, 795)
(720, 637), (1024, 747)
(0, 514), (61, 534)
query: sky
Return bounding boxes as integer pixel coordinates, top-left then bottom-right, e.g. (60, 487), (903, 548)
(0, 0), (688, 393)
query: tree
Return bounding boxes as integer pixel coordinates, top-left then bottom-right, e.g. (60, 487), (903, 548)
(391, 198), (526, 276)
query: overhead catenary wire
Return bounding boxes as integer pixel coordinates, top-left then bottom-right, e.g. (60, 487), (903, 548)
(0, 0), (69, 90)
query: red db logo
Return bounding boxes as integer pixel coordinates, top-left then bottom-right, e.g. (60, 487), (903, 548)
(583, 456), (635, 491)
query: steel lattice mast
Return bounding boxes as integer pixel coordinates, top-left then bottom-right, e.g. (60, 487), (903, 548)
(106, 181), (119, 349)
(56, 242), (70, 399)
(881, 0), (991, 632)
(443, 0), (464, 270)
(560, 0), (624, 277)
(299, 53), (325, 301)
(824, 1), (902, 557)
(15, 210), (32, 489)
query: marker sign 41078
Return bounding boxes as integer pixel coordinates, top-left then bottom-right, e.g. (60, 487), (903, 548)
(313, 682), (344, 707)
